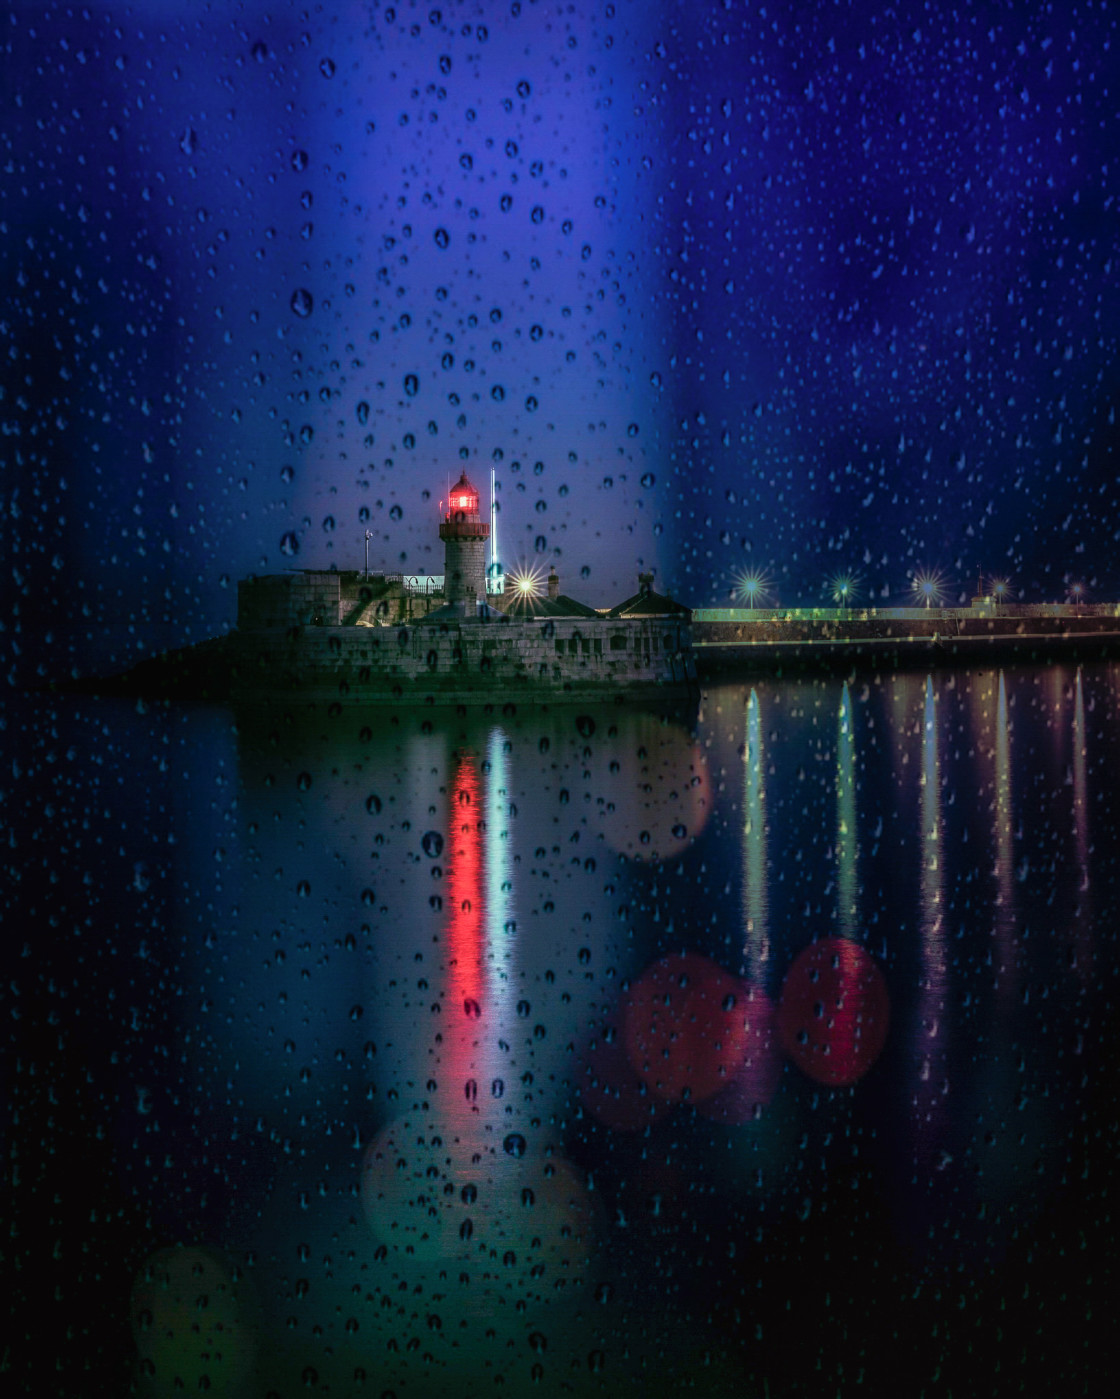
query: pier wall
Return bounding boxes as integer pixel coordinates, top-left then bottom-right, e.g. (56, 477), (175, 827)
(231, 617), (694, 704)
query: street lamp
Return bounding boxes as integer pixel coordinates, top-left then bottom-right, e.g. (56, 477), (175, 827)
(735, 569), (769, 610)
(911, 570), (945, 609)
(829, 572), (859, 614)
(364, 529), (373, 578)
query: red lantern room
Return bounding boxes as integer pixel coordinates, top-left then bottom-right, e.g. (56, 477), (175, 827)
(439, 471), (490, 603)
(444, 472), (482, 524)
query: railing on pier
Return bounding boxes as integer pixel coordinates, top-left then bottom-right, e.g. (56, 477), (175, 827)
(693, 604), (1120, 623)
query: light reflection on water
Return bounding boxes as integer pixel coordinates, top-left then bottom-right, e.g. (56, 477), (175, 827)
(7, 666), (1120, 1393)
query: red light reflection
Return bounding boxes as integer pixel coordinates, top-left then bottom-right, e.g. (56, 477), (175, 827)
(777, 938), (890, 1086)
(447, 752), (483, 1018)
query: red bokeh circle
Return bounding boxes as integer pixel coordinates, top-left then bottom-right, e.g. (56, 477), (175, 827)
(622, 952), (754, 1103)
(777, 937), (890, 1086)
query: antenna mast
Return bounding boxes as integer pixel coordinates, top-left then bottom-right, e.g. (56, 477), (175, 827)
(489, 467), (498, 592)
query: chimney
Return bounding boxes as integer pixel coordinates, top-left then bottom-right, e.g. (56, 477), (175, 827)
(638, 571), (654, 596)
(548, 569), (560, 600)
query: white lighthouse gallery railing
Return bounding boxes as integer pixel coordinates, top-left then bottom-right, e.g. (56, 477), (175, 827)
(394, 574), (505, 596)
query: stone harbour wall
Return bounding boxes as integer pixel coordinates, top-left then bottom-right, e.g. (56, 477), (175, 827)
(231, 616), (694, 704)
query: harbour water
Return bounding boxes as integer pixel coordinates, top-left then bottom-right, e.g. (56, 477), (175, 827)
(5, 664), (1118, 1394)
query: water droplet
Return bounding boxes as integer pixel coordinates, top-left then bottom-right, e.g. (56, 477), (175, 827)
(464, 998), (481, 1020)
(464, 1078), (478, 1101)
(179, 128), (197, 155)
(491, 384), (505, 402)
(575, 715), (596, 738)
(534, 535), (547, 554)
(671, 822), (687, 839)
(280, 464), (295, 484)
(503, 1132), (527, 1158)
(434, 227), (450, 249)
(421, 831), (444, 859)
(517, 999), (531, 1018)
(297, 879), (311, 897)
(299, 424), (314, 444)
(627, 422), (639, 437)
(297, 771), (312, 791)
(640, 472), (656, 488)
(291, 149), (309, 172)
(319, 56), (336, 78)
(389, 504), (403, 521)
(461, 1182), (477, 1203)
(290, 287), (313, 317)
(365, 793), (382, 814)
(349, 1004), (363, 1020)
(251, 40), (268, 62)
(578, 947), (591, 964)
(529, 1332), (547, 1353)
(322, 514), (335, 533)
(280, 530), (300, 557)
(404, 373), (419, 396)
(356, 400), (370, 424)
(491, 1077), (504, 1098)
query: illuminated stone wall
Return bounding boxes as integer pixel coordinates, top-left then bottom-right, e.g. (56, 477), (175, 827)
(230, 617), (693, 704)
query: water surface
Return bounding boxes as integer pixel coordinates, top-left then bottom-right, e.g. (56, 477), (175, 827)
(5, 665), (1118, 1394)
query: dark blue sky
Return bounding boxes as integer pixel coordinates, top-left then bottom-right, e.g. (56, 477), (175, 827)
(4, 0), (1119, 676)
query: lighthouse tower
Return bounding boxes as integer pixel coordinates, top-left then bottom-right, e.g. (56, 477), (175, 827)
(439, 471), (490, 606)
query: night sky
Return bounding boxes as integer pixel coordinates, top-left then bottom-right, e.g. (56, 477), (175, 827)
(4, 1), (1119, 680)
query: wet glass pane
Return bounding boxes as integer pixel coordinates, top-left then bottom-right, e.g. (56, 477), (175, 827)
(5, 3), (1119, 1395)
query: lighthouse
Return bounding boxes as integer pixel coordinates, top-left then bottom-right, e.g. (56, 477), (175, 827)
(439, 471), (490, 606)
